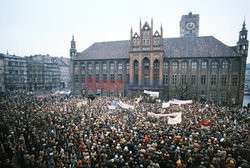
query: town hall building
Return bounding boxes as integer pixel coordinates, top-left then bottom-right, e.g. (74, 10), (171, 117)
(70, 12), (248, 106)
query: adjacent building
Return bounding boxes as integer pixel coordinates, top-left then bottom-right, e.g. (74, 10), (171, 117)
(71, 12), (249, 106)
(0, 54), (5, 92)
(0, 53), (28, 92)
(26, 55), (61, 91)
(56, 57), (70, 88)
(245, 63), (250, 92)
(0, 53), (70, 92)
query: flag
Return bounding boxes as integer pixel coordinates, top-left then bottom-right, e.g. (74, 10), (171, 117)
(201, 120), (212, 127)
(168, 112), (182, 124)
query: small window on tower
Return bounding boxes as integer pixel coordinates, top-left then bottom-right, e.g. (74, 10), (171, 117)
(133, 39), (136, 45)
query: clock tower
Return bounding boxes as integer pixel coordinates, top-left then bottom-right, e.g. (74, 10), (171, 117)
(180, 12), (199, 37)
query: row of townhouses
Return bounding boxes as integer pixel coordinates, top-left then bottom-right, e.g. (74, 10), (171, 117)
(0, 54), (70, 92)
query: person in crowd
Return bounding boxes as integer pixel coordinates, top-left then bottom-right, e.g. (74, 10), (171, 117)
(0, 90), (249, 168)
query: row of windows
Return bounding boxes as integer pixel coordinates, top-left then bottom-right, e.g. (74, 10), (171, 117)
(7, 61), (26, 67)
(163, 60), (229, 70)
(8, 70), (26, 75)
(133, 37), (161, 46)
(163, 74), (238, 86)
(77, 62), (130, 71)
(134, 60), (160, 70)
(170, 92), (227, 102)
(172, 92), (227, 102)
(74, 74), (130, 83)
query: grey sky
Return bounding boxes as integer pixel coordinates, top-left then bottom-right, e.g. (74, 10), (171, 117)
(0, 0), (249, 63)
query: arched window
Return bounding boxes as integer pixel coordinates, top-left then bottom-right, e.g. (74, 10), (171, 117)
(102, 62), (107, 70)
(134, 60), (139, 84)
(110, 62), (115, 70)
(181, 62), (187, 69)
(222, 60), (228, 69)
(191, 61), (197, 69)
(88, 63), (92, 70)
(153, 60), (160, 84)
(201, 61), (207, 69)
(143, 57), (150, 70)
(164, 61), (169, 70)
(154, 60), (160, 70)
(118, 62), (123, 70)
(80, 62), (85, 70)
(95, 63), (99, 70)
(134, 60), (138, 70)
(172, 61), (178, 70)
(126, 62), (129, 70)
(211, 61), (218, 69)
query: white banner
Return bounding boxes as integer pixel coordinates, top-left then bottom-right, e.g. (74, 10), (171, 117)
(147, 112), (180, 118)
(162, 102), (170, 108)
(117, 101), (134, 110)
(77, 100), (88, 107)
(147, 112), (168, 118)
(168, 112), (182, 124)
(169, 99), (192, 106)
(144, 90), (159, 98)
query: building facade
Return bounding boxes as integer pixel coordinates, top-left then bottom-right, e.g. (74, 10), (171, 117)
(56, 57), (70, 88)
(0, 53), (70, 92)
(0, 53), (28, 92)
(71, 12), (248, 106)
(26, 55), (61, 91)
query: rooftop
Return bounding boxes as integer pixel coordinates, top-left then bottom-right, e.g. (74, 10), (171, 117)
(75, 36), (238, 60)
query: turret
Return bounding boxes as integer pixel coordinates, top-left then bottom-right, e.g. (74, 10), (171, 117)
(237, 20), (248, 56)
(70, 35), (77, 58)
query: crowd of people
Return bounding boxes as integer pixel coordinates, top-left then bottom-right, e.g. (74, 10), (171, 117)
(0, 91), (250, 168)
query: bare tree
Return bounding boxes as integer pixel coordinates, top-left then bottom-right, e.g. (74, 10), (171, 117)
(175, 82), (191, 100)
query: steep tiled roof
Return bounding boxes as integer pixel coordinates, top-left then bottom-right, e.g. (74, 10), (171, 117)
(164, 36), (237, 58)
(76, 40), (129, 60)
(75, 36), (238, 60)
(55, 57), (70, 66)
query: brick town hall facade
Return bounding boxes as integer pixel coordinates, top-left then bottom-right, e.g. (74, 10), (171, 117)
(70, 12), (248, 106)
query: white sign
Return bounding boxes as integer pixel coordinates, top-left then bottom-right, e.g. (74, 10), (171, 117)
(144, 90), (159, 98)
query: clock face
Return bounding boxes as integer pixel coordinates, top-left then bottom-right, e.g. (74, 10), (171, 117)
(186, 22), (195, 30)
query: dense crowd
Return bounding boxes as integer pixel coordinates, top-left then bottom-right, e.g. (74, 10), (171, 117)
(0, 92), (250, 168)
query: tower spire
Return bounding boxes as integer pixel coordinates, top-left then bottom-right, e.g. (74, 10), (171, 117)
(237, 18), (248, 56)
(130, 26), (133, 39)
(160, 22), (163, 36)
(243, 17), (246, 29)
(139, 18), (142, 30)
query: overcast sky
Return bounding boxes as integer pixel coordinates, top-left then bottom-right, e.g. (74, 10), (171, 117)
(0, 0), (249, 63)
